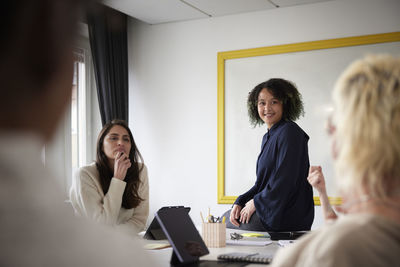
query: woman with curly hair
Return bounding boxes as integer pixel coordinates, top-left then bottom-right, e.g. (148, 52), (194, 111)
(225, 78), (314, 231)
(70, 120), (149, 235)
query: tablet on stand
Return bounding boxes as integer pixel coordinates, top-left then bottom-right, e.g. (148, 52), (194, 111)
(144, 206), (190, 240)
(155, 206), (209, 266)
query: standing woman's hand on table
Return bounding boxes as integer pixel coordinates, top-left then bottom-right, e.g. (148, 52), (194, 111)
(240, 199), (256, 224)
(230, 204), (242, 227)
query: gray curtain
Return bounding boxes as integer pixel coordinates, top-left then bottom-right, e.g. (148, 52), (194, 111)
(87, 4), (128, 126)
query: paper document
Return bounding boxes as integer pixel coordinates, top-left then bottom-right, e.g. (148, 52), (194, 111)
(278, 240), (296, 247)
(226, 239), (272, 246)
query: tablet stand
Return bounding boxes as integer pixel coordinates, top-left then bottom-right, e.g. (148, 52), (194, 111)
(170, 250), (199, 267)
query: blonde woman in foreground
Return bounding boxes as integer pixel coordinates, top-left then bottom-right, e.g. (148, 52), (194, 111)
(271, 55), (400, 267)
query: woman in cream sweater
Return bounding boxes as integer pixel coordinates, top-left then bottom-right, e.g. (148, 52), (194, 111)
(70, 120), (149, 235)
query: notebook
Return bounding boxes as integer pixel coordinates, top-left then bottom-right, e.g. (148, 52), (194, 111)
(226, 239), (272, 246)
(218, 252), (273, 264)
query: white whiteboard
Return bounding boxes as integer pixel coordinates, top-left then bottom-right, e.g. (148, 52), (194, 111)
(223, 41), (400, 199)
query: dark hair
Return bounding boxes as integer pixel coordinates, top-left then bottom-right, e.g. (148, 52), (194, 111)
(247, 78), (304, 127)
(96, 120), (144, 209)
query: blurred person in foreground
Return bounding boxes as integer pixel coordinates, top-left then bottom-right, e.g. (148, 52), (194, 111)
(0, 0), (154, 266)
(271, 54), (400, 267)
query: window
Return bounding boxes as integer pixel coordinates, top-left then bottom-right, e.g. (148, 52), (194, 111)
(72, 48), (87, 176)
(44, 30), (101, 196)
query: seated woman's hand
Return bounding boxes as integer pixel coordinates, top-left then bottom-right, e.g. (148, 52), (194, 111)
(230, 204), (242, 227)
(240, 199), (256, 224)
(113, 152), (131, 180)
(307, 166), (327, 195)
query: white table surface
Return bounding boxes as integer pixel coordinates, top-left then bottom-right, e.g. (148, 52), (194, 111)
(143, 228), (285, 266)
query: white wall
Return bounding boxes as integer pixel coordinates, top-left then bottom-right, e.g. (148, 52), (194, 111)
(127, 0), (400, 229)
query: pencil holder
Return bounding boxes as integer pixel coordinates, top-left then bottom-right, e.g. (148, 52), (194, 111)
(202, 222), (226, 248)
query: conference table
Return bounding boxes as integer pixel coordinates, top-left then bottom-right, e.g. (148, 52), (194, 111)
(143, 228), (284, 266)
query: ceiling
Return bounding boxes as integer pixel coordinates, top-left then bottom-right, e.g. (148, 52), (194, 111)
(103, 0), (334, 25)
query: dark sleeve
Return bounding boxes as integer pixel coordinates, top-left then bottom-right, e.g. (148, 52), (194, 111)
(253, 126), (308, 230)
(234, 133), (269, 207)
(234, 184), (258, 207)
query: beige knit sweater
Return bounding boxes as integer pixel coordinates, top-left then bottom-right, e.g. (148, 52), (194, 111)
(271, 213), (400, 267)
(69, 162), (149, 236)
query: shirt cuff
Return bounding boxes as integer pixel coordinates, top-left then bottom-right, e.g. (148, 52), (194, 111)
(109, 177), (127, 195)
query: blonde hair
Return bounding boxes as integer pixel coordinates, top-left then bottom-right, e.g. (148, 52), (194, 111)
(333, 55), (400, 198)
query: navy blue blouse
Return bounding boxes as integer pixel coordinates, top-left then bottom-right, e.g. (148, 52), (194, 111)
(234, 120), (314, 231)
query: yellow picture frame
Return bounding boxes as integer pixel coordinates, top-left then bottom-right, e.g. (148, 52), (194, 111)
(217, 32), (400, 205)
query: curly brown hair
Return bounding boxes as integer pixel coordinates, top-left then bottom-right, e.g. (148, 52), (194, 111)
(96, 119), (144, 209)
(247, 78), (304, 127)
